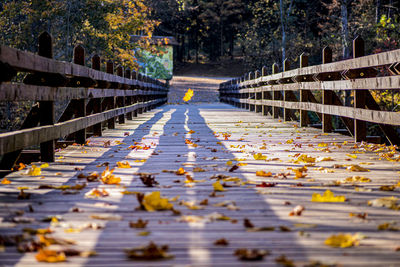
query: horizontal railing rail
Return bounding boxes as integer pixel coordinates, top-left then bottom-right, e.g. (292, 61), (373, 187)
(0, 32), (169, 171)
(219, 36), (400, 146)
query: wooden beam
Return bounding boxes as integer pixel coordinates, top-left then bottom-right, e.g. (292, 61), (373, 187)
(322, 46), (333, 133)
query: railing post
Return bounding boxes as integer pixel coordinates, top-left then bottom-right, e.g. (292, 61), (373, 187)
(353, 36), (366, 142)
(132, 70), (138, 117)
(255, 70), (262, 113)
(283, 59), (291, 121)
(106, 60), (116, 129)
(38, 32), (55, 162)
(322, 47), (333, 132)
(116, 65), (125, 124)
(125, 68), (133, 120)
(73, 45), (87, 144)
(261, 66), (269, 116)
(249, 72), (255, 112)
(91, 54), (102, 137)
(272, 63), (280, 119)
(299, 53), (309, 127)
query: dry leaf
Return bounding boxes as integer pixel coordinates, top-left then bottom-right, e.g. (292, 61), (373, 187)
(101, 167), (121, 185)
(289, 205), (305, 216)
(90, 214), (122, 220)
(138, 173), (159, 187)
(347, 165), (369, 172)
(253, 153), (267, 160)
(213, 180), (226, 192)
(125, 242), (173, 260)
(256, 171), (272, 177)
(324, 233), (361, 248)
(311, 190), (345, 202)
(137, 191), (173, 212)
(183, 89), (194, 102)
(234, 248), (269, 261)
(214, 238), (229, 246)
(368, 197), (399, 209)
(1, 178), (11, 184)
(26, 165), (41, 176)
(85, 188), (109, 198)
(129, 219), (148, 228)
(117, 161), (131, 168)
(175, 168), (186, 175)
(275, 255), (295, 267)
(344, 176), (371, 183)
(35, 249), (66, 263)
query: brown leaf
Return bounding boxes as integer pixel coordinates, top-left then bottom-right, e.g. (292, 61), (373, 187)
(214, 238), (229, 246)
(289, 205), (305, 216)
(18, 189), (30, 200)
(275, 254), (295, 267)
(229, 165), (239, 172)
(138, 173), (159, 187)
(125, 242), (174, 260)
(129, 219), (149, 229)
(234, 248), (269, 261)
(244, 218), (254, 228)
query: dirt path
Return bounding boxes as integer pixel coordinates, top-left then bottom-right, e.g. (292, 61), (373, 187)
(167, 76), (231, 104)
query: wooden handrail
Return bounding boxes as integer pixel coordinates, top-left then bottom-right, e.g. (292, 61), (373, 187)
(0, 32), (169, 170)
(219, 36), (400, 146)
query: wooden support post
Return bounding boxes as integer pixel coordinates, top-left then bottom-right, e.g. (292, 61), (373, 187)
(248, 72), (254, 112)
(92, 54), (102, 136)
(37, 32), (55, 162)
(125, 68), (133, 120)
(283, 59), (291, 121)
(261, 66), (270, 116)
(299, 53), (309, 127)
(132, 70), (138, 117)
(272, 63), (280, 119)
(255, 70), (262, 113)
(353, 36), (366, 142)
(106, 60), (116, 129)
(116, 65), (125, 124)
(322, 47), (333, 132)
(73, 45), (86, 144)
(138, 73), (143, 114)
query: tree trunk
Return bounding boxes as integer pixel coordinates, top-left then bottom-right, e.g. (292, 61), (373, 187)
(279, 0), (286, 66)
(340, 0), (350, 60)
(376, 0), (381, 23)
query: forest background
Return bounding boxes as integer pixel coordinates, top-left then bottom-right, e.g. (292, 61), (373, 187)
(1, 0), (400, 130)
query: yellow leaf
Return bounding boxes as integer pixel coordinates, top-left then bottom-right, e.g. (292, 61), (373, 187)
(346, 154), (358, 159)
(183, 88), (194, 102)
(226, 160), (233, 166)
(193, 167), (206, 172)
(27, 165), (41, 176)
(294, 170), (307, 179)
(188, 130), (195, 134)
(175, 167), (186, 175)
(324, 233), (360, 248)
(142, 191), (173, 212)
(101, 167), (121, 184)
(117, 161), (131, 168)
(294, 154), (316, 164)
(137, 231), (151, 236)
(35, 249), (66, 263)
(318, 142), (328, 147)
(213, 180), (226, 192)
(311, 190), (346, 202)
(86, 188), (109, 198)
(286, 139), (294, 144)
(253, 153), (267, 160)
(134, 159), (147, 163)
(347, 165), (369, 172)
(256, 171), (272, 177)
(344, 176), (371, 183)
(1, 178), (11, 184)
(237, 163), (247, 166)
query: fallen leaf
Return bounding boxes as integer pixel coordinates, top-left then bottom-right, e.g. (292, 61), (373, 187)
(90, 214), (122, 220)
(368, 197), (399, 209)
(347, 165), (369, 172)
(234, 248), (269, 261)
(229, 165), (239, 172)
(183, 88), (194, 102)
(256, 182), (276, 187)
(85, 188), (109, 198)
(294, 154), (316, 164)
(378, 222), (399, 231)
(214, 238), (229, 246)
(125, 242), (173, 260)
(344, 176), (371, 183)
(117, 161), (131, 168)
(129, 219), (148, 228)
(26, 165), (41, 176)
(289, 205), (305, 216)
(253, 153), (267, 160)
(35, 249), (66, 263)
(1, 178), (11, 184)
(101, 167), (121, 185)
(175, 167), (186, 175)
(324, 233), (361, 248)
(275, 255), (295, 267)
(193, 167), (205, 172)
(213, 180), (226, 192)
(256, 171), (272, 177)
(244, 218), (254, 228)
(311, 190), (346, 202)
(138, 173), (158, 187)
(137, 191), (173, 212)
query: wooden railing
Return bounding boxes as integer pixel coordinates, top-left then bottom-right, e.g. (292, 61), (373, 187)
(219, 36), (400, 146)
(0, 32), (168, 171)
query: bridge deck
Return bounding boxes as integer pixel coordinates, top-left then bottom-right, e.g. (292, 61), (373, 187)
(1, 103), (400, 266)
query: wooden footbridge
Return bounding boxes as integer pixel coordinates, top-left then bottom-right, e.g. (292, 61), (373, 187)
(1, 34), (400, 266)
